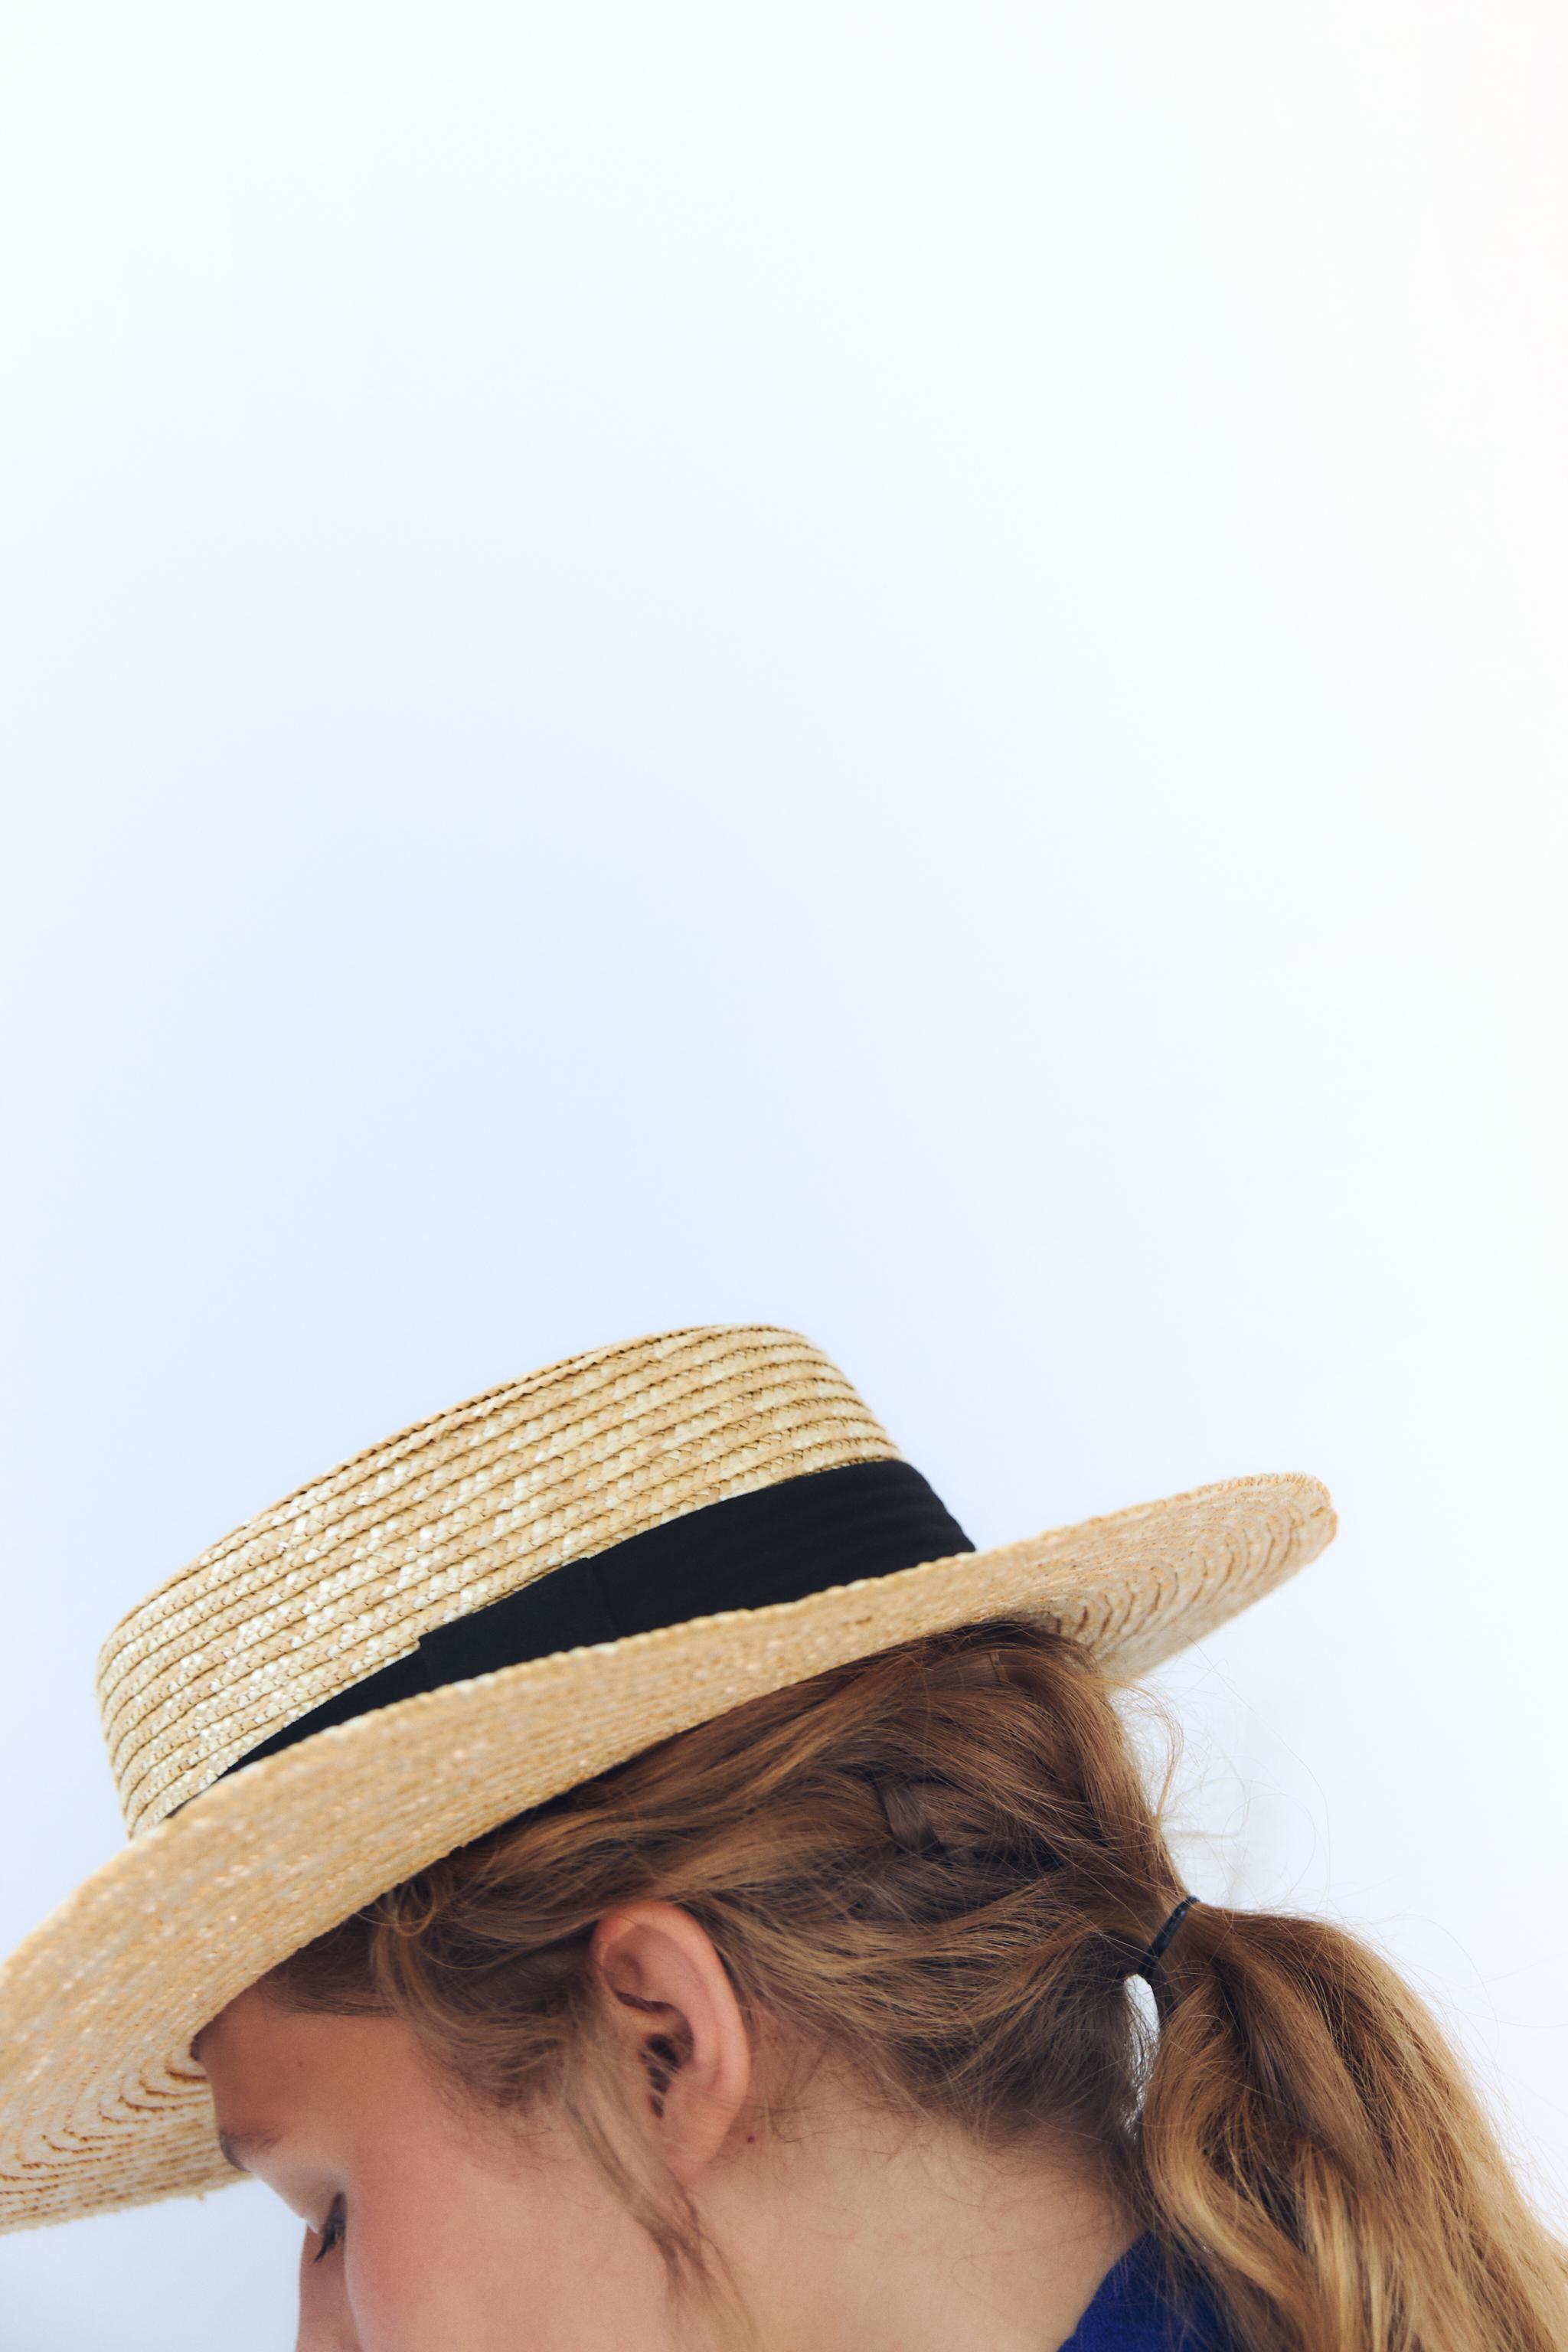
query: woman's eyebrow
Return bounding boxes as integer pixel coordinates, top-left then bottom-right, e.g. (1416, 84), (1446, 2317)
(217, 2125), (281, 2174)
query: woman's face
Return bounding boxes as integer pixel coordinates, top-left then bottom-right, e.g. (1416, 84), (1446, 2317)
(198, 1988), (675, 2352)
(198, 1902), (1136, 2351)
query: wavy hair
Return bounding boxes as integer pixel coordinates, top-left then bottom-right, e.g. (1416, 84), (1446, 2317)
(267, 1619), (1568, 2351)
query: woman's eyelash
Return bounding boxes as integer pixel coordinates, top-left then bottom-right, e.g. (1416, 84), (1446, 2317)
(312, 2198), (346, 2264)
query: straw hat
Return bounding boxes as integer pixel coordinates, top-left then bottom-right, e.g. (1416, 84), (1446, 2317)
(0, 1324), (1334, 2234)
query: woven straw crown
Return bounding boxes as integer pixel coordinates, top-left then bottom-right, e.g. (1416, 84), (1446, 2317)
(99, 1325), (897, 1834)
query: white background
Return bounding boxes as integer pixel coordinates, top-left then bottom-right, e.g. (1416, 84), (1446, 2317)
(2, 4), (1565, 2344)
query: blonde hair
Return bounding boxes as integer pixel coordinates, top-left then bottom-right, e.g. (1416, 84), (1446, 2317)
(268, 1619), (1568, 2350)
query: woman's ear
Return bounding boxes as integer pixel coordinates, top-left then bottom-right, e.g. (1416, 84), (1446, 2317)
(589, 1902), (753, 2183)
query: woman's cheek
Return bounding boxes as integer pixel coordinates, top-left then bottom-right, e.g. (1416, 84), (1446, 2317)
(296, 2226), (358, 2352)
(334, 2185), (521, 2352)
(339, 2214), (443, 2352)
(323, 2125), (678, 2351)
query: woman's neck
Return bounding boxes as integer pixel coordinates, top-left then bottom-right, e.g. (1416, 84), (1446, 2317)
(704, 2079), (1142, 2352)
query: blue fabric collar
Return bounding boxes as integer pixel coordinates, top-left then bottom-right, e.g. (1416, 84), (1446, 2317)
(1062, 2235), (1240, 2350)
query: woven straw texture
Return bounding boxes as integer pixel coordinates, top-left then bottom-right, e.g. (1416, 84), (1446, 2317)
(0, 1325), (1334, 2234)
(99, 1325), (896, 1835)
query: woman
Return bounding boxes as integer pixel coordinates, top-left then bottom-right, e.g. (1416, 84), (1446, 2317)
(2, 1325), (1563, 2350)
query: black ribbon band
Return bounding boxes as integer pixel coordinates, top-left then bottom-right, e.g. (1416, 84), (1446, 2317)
(226, 1457), (975, 1781)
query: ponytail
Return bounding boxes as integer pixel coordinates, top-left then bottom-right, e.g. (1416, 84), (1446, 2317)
(1138, 1898), (1568, 2352)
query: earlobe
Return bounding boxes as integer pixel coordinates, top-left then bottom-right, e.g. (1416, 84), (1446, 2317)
(590, 1902), (753, 2180)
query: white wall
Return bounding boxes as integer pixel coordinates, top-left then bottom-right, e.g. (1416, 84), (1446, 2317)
(2, 5), (1564, 2342)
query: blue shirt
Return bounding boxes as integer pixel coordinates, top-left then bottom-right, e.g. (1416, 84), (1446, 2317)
(1062, 2234), (1240, 2350)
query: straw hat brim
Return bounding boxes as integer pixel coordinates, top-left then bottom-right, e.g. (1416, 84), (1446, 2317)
(0, 1469), (1333, 2233)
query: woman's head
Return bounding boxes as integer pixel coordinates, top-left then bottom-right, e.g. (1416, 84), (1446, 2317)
(200, 1887), (1135, 2351)
(200, 1619), (1568, 2352)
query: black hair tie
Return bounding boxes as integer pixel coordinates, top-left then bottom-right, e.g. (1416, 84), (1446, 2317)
(1129, 1893), (1198, 1984)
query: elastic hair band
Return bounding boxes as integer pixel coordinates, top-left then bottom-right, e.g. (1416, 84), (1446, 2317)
(1129, 1893), (1198, 1984)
